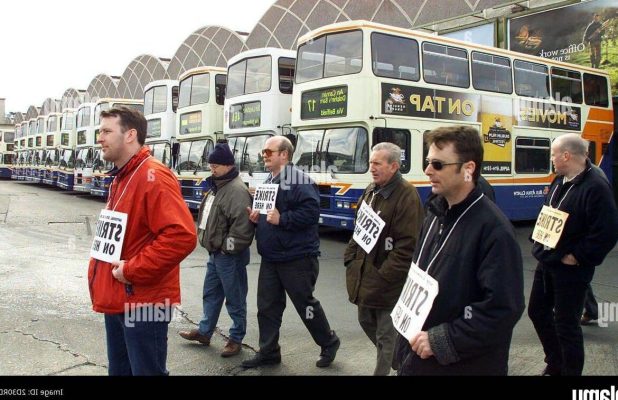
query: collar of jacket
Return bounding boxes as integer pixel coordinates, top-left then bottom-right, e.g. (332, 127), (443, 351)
(562, 158), (593, 186)
(208, 166), (240, 194)
(111, 146), (151, 181)
(428, 184), (483, 223)
(267, 163), (296, 185)
(366, 171), (402, 200)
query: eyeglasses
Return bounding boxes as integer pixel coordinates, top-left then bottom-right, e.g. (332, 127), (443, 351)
(425, 160), (464, 170)
(261, 148), (281, 157)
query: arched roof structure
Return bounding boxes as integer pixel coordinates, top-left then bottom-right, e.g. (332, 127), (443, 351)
(245, 0), (522, 50)
(117, 55), (170, 100)
(166, 26), (248, 79)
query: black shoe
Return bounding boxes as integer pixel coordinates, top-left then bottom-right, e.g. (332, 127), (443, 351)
(241, 352), (281, 368)
(316, 333), (340, 368)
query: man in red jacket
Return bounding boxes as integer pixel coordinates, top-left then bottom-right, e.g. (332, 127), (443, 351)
(88, 107), (197, 375)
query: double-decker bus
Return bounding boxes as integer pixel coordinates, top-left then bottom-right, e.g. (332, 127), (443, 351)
(41, 112), (62, 185)
(291, 21), (614, 229)
(0, 129), (15, 178)
(16, 121), (29, 181)
(25, 118), (39, 182)
(224, 48), (296, 189)
(11, 124), (21, 180)
(91, 98), (143, 198)
(57, 109), (77, 190)
(30, 115), (47, 183)
(144, 80), (179, 169)
(73, 103), (96, 192)
(175, 66), (226, 210)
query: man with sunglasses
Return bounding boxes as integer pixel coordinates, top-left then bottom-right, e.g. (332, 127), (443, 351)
(344, 142), (423, 375)
(528, 133), (618, 376)
(394, 125), (524, 375)
(242, 136), (340, 369)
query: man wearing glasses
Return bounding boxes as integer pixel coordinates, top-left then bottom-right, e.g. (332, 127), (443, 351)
(394, 126), (524, 375)
(344, 142), (423, 375)
(242, 136), (340, 369)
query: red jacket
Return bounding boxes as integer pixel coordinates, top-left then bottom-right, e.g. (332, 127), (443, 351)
(88, 147), (197, 313)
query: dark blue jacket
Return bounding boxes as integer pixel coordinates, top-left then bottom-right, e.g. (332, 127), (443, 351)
(255, 164), (320, 262)
(532, 159), (618, 275)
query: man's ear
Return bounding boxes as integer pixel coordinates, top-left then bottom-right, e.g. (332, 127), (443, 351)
(125, 128), (138, 144)
(464, 160), (476, 177)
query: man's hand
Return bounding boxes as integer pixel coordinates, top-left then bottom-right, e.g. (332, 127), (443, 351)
(562, 253), (579, 266)
(112, 260), (131, 284)
(247, 207), (260, 224)
(410, 331), (434, 359)
(266, 208), (280, 225)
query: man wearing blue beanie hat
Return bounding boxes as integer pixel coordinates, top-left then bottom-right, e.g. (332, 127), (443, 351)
(179, 141), (255, 358)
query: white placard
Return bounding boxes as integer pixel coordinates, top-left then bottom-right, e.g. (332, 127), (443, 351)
(352, 201), (386, 253)
(391, 262), (439, 340)
(253, 184), (279, 215)
(198, 194), (215, 230)
(531, 205), (569, 249)
(90, 209), (128, 263)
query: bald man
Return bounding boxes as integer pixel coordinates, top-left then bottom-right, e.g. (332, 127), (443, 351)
(529, 133), (618, 376)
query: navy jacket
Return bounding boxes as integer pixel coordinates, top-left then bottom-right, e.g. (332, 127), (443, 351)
(255, 164), (320, 262)
(532, 160), (618, 275)
(395, 186), (524, 375)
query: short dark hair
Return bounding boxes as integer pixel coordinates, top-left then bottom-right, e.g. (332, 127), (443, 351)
(100, 106), (147, 145)
(425, 125), (483, 183)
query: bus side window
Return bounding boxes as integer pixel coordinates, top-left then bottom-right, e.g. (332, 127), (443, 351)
(583, 73), (609, 107)
(373, 128), (411, 174)
(515, 137), (550, 174)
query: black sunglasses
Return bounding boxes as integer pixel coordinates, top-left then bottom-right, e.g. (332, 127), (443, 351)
(426, 160), (464, 170)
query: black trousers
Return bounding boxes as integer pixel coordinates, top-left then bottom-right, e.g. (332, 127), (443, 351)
(528, 262), (591, 375)
(257, 256), (336, 354)
(583, 284), (599, 319)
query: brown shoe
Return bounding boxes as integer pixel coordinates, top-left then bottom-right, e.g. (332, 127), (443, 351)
(178, 329), (210, 345)
(221, 340), (242, 357)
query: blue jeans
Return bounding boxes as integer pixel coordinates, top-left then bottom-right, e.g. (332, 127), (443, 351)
(198, 249), (249, 343)
(104, 310), (171, 376)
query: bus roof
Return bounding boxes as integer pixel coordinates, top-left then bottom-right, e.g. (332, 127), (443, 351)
(297, 20), (610, 77)
(227, 47), (296, 67)
(179, 66), (226, 81)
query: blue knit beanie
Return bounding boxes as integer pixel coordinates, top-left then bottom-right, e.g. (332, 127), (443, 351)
(208, 143), (235, 165)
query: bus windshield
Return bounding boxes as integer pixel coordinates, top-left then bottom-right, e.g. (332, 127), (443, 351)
(229, 135), (270, 174)
(179, 73), (210, 108)
(293, 127), (368, 173)
(59, 149), (75, 168)
(296, 30), (362, 83)
(227, 56), (272, 98)
(177, 140), (213, 172)
(144, 86), (167, 115)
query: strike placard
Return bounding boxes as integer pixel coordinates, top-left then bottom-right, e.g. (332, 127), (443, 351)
(352, 201), (386, 254)
(90, 209), (127, 263)
(531, 205), (569, 249)
(253, 184), (278, 215)
(391, 262), (439, 340)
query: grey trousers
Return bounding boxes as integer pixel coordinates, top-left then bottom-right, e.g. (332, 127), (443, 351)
(358, 306), (397, 375)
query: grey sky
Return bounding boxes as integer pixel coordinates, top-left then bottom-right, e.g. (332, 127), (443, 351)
(1, 0), (274, 113)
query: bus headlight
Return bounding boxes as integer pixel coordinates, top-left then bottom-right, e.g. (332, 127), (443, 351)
(195, 189), (202, 198)
(336, 201), (343, 208)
